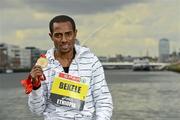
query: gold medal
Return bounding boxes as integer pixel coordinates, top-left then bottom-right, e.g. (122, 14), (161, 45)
(36, 56), (48, 68)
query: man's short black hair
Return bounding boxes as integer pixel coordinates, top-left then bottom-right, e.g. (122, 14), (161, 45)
(49, 15), (76, 33)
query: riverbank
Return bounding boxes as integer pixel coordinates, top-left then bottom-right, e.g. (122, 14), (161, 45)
(0, 71), (180, 120)
(167, 62), (180, 73)
(0, 68), (31, 73)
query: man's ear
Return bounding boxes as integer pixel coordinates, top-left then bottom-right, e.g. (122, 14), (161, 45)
(75, 29), (77, 37)
(49, 33), (53, 40)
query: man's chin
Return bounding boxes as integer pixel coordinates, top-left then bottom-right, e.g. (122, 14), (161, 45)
(55, 47), (72, 53)
(59, 48), (71, 53)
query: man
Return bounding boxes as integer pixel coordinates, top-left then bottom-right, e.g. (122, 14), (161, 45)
(28, 15), (113, 120)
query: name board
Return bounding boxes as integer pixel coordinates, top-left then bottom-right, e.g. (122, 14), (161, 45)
(50, 73), (88, 111)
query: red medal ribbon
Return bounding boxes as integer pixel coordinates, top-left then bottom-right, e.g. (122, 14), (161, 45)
(21, 54), (47, 94)
(21, 74), (46, 94)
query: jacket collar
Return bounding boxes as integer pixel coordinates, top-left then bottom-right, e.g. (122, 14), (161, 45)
(45, 44), (90, 64)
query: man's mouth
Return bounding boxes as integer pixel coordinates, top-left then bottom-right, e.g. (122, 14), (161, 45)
(61, 44), (69, 49)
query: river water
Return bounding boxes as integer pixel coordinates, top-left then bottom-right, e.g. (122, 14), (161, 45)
(0, 70), (180, 120)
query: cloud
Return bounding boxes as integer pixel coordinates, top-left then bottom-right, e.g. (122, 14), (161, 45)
(0, 0), (23, 10)
(77, 1), (180, 56)
(0, 8), (53, 41)
(0, 0), (179, 57)
(21, 0), (143, 15)
(16, 30), (25, 40)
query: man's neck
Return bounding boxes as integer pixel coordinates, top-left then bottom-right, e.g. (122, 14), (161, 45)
(54, 48), (75, 67)
(55, 50), (73, 60)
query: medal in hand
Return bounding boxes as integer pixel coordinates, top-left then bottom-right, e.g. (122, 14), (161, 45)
(21, 54), (48, 94)
(36, 54), (48, 68)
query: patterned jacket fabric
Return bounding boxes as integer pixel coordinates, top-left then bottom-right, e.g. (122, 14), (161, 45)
(28, 44), (113, 120)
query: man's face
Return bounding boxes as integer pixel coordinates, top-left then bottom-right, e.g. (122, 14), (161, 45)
(50, 21), (77, 53)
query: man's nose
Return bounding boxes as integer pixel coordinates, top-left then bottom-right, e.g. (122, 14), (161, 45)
(61, 34), (67, 42)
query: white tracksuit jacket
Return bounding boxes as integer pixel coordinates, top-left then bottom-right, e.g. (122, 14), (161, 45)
(28, 44), (113, 120)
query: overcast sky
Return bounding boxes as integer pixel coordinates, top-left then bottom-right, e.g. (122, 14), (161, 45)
(0, 0), (179, 57)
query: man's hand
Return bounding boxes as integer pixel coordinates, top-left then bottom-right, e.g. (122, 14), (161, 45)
(21, 54), (47, 94)
(21, 65), (46, 94)
(30, 65), (43, 84)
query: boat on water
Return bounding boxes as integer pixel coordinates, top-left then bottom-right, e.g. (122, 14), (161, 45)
(132, 58), (151, 71)
(5, 69), (13, 73)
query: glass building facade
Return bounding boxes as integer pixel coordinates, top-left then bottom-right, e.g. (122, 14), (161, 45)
(159, 38), (170, 62)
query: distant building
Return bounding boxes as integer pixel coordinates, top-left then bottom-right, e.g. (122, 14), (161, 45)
(20, 48), (31, 68)
(123, 56), (133, 62)
(108, 57), (118, 62)
(0, 43), (31, 69)
(98, 56), (108, 62)
(0, 43), (49, 70)
(25, 47), (41, 67)
(116, 54), (123, 62)
(0, 43), (20, 69)
(159, 38), (170, 62)
(0, 44), (8, 69)
(178, 48), (180, 60)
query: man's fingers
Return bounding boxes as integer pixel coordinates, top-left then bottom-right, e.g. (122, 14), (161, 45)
(31, 68), (43, 73)
(32, 76), (39, 83)
(30, 65), (43, 79)
(33, 65), (42, 71)
(31, 72), (43, 82)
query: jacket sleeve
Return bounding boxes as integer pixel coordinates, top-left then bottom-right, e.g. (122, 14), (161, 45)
(28, 81), (48, 115)
(91, 56), (113, 120)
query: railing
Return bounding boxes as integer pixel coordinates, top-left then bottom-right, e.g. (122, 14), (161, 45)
(101, 62), (170, 70)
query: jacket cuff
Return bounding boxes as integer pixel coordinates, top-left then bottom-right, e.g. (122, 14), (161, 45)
(30, 85), (43, 97)
(33, 84), (41, 90)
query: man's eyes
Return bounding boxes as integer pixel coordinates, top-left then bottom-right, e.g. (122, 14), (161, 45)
(66, 32), (73, 36)
(54, 33), (62, 38)
(53, 32), (73, 38)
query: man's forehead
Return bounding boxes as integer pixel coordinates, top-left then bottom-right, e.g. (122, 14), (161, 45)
(53, 21), (72, 28)
(53, 30), (73, 34)
(53, 22), (73, 32)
